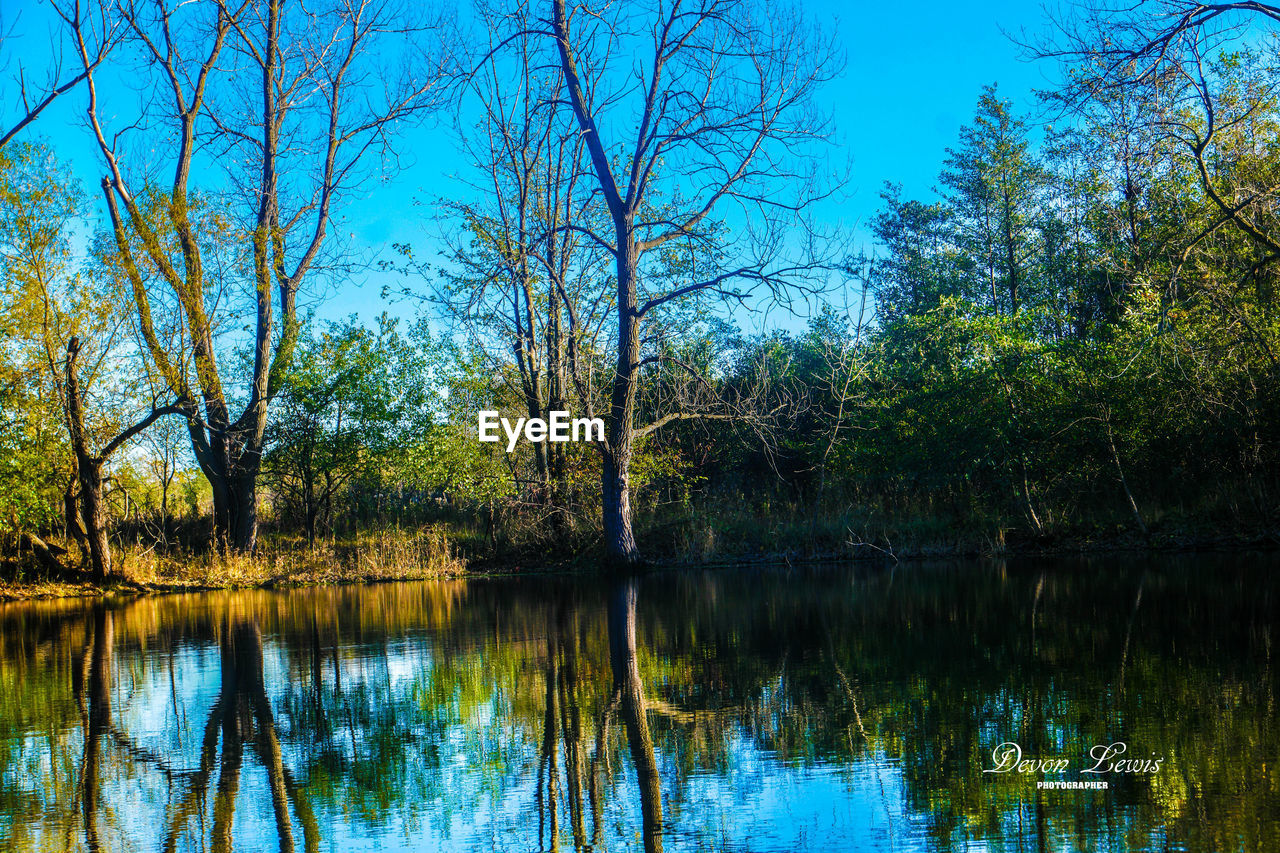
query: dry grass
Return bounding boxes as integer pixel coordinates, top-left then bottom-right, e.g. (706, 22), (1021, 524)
(0, 578), (107, 601)
(3, 525), (466, 599)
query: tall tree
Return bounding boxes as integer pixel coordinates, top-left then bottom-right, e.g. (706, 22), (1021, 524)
(1, 141), (177, 580)
(433, 1), (612, 517)
(63, 0), (447, 552)
(941, 85), (1047, 317)
(871, 183), (954, 321)
(547, 0), (838, 563)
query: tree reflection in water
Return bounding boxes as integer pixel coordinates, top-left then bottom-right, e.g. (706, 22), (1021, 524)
(206, 618), (317, 853)
(534, 581), (663, 852)
(609, 580), (664, 853)
(0, 558), (1277, 852)
(74, 607), (111, 853)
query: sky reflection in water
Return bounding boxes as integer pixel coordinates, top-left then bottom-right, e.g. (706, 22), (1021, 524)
(0, 558), (1276, 852)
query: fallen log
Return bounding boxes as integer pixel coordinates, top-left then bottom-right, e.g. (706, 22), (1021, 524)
(19, 532), (70, 575)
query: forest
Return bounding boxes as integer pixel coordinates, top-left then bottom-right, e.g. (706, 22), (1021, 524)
(2, 0), (1279, 589)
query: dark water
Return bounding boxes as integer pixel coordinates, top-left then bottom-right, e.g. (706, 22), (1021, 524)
(0, 558), (1276, 852)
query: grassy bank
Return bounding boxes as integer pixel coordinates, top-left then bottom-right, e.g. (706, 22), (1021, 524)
(1, 525), (465, 600)
(3, 499), (1276, 600)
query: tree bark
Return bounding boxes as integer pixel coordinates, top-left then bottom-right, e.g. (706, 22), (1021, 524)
(197, 441), (264, 554)
(230, 469), (261, 554)
(601, 236), (642, 565)
(66, 338), (112, 581)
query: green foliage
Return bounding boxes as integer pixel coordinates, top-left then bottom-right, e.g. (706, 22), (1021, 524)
(393, 338), (515, 506)
(264, 316), (439, 539)
(8, 35), (1280, 566)
(0, 141), (83, 539)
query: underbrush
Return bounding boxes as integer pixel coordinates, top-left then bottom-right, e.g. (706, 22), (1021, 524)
(1, 524), (465, 599)
(3, 489), (1275, 599)
(630, 491), (1278, 564)
(130, 524), (466, 588)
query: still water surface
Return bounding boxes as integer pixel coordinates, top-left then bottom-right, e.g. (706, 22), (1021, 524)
(0, 559), (1276, 852)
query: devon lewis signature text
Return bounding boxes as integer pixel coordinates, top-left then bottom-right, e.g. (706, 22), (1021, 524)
(983, 741), (1164, 775)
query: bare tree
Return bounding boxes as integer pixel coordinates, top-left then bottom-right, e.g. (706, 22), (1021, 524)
(0, 1), (116, 147)
(432, 0), (613, 519)
(544, 0), (840, 563)
(1040, 2), (1280, 271)
(65, 337), (181, 580)
(1040, 1), (1280, 84)
(63, 0), (449, 552)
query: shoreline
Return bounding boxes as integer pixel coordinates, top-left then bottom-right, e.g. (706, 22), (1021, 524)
(3, 528), (1275, 601)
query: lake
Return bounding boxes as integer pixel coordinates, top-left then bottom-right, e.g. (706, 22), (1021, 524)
(1, 558), (1276, 852)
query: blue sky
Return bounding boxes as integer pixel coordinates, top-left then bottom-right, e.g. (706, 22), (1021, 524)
(2, 0), (1060, 330)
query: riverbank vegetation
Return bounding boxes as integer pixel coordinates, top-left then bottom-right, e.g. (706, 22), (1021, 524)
(3, 0), (1280, 591)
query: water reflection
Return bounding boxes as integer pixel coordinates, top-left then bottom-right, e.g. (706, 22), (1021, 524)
(205, 618), (315, 853)
(0, 559), (1276, 852)
(610, 580), (662, 853)
(76, 607), (110, 853)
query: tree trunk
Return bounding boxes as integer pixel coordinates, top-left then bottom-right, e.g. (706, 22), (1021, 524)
(65, 473), (87, 553)
(77, 461), (112, 583)
(305, 506), (319, 547)
(201, 444), (263, 554)
(229, 469), (260, 554)
(602, 237), (642, 565)
(601, 448), (638, 565)
(1104, 411), (1148, 535)
(20, 532), (69, 575)
(66, 338), (112, 581)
